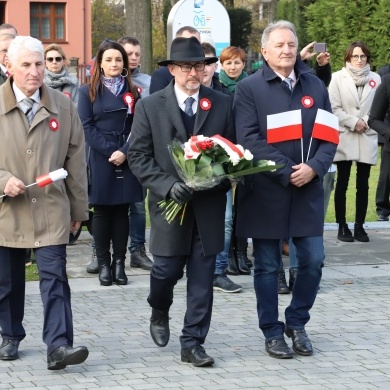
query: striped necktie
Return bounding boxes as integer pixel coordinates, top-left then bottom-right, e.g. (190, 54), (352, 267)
(22, 98), (35, 125)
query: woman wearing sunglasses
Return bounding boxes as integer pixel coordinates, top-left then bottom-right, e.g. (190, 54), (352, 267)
(328, 41), (381, 243)
(44, 44), (79, 105)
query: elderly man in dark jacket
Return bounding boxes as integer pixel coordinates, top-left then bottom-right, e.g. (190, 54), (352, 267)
(128, 37), (234, 367)
(234, 21), (337, 359)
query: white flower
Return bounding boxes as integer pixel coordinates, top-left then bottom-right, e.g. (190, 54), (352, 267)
(243, 149), (253, 161)
(229, 151), (241, 166)
(183, 141), (200, 160)
(268, 160), (276, 172)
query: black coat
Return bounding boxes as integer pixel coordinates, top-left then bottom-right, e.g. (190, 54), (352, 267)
(368, 74), (390, 152)
(128, 81), (235, 256)
(78, 83), (143, 205)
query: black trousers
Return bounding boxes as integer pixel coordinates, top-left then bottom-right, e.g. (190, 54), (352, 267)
(375, 147), (390, 216)
(92, 204), (130, 262)
(0, 245), (73, 354)
(334, 161), (371, 224)
(148, 226), (216, 349)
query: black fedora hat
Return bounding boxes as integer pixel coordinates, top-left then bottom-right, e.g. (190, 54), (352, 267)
(158, 36), (218, 66)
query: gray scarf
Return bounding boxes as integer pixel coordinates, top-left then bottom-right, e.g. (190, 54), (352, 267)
(44, 68), (78, 89)
(345, 62), (371, 86)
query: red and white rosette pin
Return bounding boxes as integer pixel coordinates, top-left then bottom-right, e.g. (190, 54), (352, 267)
(36, 168), (68, 188)
(301, 96), (314, 108)
(63, 92), (71, 98)
(49, 118), (59, 131)
(137, 86), (143, 95)
(200, 98), (211, 111)
(123, 92), (135, 114)
(369, 79), (376, 88)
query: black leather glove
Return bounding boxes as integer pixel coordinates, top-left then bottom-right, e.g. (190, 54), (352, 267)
(169, 182), (193, 204)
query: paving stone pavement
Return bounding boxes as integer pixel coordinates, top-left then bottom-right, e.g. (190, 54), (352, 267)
(2, 223), (390, 389)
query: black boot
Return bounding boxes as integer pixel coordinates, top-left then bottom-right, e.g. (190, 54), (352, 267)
(112, 258), (128, 285)
(278, 269), (290, 294)
(98, 257), (112, 286)
(354, 223), (369, 242)
(337, 223), (354, 242)
(86, 246), (99, 274)
(236, 237), (251, 275)
(226, 241), (239, 276)
(289, 267), (298, 291)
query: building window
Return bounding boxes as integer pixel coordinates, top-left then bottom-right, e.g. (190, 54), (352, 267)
(30, 3), (66, 42)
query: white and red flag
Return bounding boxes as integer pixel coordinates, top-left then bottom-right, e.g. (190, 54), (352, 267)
(0, 169), (68, 199)
(306, 109), (339, 161)
(36, 168), (68, 187)
(266, 110), (302, 144)
(312, 109), (339, 144)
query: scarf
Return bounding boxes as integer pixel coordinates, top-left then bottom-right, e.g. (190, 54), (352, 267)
(345, 62), (371, 86)
(102, 75), (125, 96)
(44, 68), (78, 89)
(219, 69), (248, 94)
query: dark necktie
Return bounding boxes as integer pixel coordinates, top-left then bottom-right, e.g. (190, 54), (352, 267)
(283, 77), (293, 92)
(184, 97), (195, 117)
(22, 98), (35, 125)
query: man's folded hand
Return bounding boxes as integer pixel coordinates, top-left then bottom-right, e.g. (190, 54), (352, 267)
(169, 182), (193, 204)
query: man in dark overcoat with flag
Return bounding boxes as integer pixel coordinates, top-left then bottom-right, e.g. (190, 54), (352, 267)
(128, 37), (234, 367)
(234, 20), (337, 359)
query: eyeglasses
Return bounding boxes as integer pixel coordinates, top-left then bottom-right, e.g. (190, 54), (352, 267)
(46, 57), (63, 63)
(351, 55), (367, 61)
(172, 63), (206, 72)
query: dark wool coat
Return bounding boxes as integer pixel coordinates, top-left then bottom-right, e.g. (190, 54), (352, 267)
(128, 81), (235, 257)
(234, 59), (337, 239)
(78, 83), (143, 205)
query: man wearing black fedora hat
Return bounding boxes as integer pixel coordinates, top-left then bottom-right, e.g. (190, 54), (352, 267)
(128, 36), (235, 367)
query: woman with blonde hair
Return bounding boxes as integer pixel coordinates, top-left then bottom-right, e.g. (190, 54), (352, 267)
(44, 43), (79, 104)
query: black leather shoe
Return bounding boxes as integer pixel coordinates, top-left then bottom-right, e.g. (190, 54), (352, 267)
(265, 338), (293, 359)
(150, 309), (170, 347)
(181, 345), (214, 367)
(0, 339), (20, 360)
(285, 328), (313, 356)
(47, 345), (89, 370)
(130, 246), (153, 270)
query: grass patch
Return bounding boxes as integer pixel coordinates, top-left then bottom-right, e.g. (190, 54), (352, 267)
(325, 150), (380, 223)
(25, 263), (39, 282)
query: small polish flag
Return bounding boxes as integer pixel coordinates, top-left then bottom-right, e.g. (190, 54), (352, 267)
(36, 168), (68, 187)
(312, 109), (339, 144)
(267, 110), (302, 143)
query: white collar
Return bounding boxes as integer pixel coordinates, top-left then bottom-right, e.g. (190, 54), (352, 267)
(173, 84), (199, 106)
(274, 70), (297, 84)
(12, 83), (41, 104)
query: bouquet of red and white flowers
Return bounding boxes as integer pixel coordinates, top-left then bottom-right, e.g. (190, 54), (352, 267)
(159, 134), (283, 224)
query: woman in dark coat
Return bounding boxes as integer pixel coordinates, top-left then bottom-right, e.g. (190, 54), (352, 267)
(78, 41), (143, 286)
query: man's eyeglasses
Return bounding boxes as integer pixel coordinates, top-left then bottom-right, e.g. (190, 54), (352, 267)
(351, 55), (367, 61)
(172, 63), (206, 72)
(46, 57), (63, 63)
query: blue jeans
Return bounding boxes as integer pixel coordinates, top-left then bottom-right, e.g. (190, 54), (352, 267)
(253, 236), (324, 341)
(214, 189), (233, 275)
(128, 200), (146, 252)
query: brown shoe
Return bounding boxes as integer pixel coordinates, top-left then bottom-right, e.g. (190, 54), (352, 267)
(282, 241), (289, 256)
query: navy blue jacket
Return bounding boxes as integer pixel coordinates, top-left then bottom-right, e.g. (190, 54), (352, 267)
(78, 83), (143, 205)
(234, 59), (336, 239)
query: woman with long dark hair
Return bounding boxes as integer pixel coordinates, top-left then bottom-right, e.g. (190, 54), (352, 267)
(78, 41), (143, 286)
